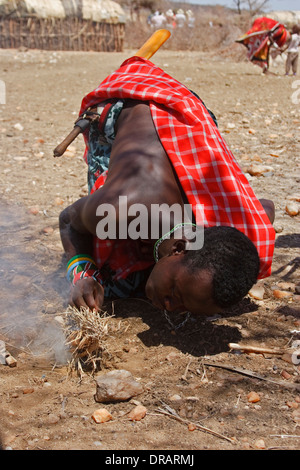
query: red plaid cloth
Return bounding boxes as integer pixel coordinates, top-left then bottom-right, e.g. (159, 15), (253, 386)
(80, 57), (275, 280)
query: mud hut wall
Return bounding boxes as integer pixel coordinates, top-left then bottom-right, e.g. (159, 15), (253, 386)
(0, 17), (125, 51)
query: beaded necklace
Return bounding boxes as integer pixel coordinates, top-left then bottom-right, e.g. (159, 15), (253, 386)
(153, 222), (196, 263)
(153, 222), (196, 329)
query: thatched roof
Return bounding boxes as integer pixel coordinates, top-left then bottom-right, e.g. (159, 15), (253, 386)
(0, 0), (126, 23)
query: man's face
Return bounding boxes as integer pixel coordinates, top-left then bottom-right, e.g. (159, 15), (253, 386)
(145, 254), (221, 316)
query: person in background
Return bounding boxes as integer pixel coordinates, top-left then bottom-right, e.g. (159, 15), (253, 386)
(285, 24), (300, 76)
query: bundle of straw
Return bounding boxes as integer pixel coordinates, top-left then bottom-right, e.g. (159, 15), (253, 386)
(63, 306), (114, 373)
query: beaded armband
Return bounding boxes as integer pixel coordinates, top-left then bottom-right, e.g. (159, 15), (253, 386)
(66, 255), (102, 286)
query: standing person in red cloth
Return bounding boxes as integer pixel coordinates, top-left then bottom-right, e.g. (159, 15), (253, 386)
(59, 57), (275, 320)
(236, 17), (290, 73)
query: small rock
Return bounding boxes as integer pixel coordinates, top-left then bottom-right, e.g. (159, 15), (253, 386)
(227, 123), (235, 129)
(128, 405), (147, 421)
(29, 206), (40, 215)
(281, 370), (292, 380)
(188, 423), (197, 431)
(22, 387), (34, 394)
(14, 123), (24, 131)
(286, 401), (299, 409)
(273, 290), (292, 299)
(48, 414), (60, 424)
(292, 409), (300, 424)
(54, 197), (64, 206)
(94, 369), (143, 403)
(246, 164), (274, 177)
(247, 391), (260, 403)
(254, 439), (266, 449)
(92, 408), (112, 424)
(169, 394), (182, 402)
(285, 202), (299, 217)
(42, 226), (54, 235)
(248, 283), (265, 300)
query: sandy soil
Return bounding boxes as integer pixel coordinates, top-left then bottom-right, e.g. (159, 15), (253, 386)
(0, 47), (299, 452)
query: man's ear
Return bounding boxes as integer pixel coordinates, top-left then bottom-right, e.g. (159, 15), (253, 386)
(170, 239), (187, 255)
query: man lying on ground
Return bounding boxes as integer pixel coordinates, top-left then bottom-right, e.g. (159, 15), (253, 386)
(58, 57), (275, 319)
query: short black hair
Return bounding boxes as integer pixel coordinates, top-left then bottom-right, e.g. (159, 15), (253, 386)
(183, 226), (260, 308)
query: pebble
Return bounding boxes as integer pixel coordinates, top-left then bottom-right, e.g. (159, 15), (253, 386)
(285, 202), (299, 216)
(94, 369), (143, 403)
(246, 164), (274, 177)
(248, 283), (265, 300)
(188, 423), (196, 431)
(42, 226), (54, 235)
(254, 439), (266, 449)
(14, 123), (24, 131)
(169, 394), (182, 402)
(281, 370), (292, 380)
(48, 413), (60, 424)
(292, 409), (300, 424)
(273, 289), (292, 299)
(92, 408), (112, 424)
(247, 391), (261, 403)
(22, 387), (34, 394)
(128, 405), (147, 421)
(29, 206), (40, 215)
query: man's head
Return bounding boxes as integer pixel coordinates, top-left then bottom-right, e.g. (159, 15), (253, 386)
(145, 225), (260, 315)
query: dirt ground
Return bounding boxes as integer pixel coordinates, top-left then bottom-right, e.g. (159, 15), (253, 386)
(0, 46), (299, 452)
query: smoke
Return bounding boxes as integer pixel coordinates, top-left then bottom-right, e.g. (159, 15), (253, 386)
(0, 201), (71, 364)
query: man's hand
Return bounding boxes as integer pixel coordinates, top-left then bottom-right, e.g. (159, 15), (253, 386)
(69, 278), (104, 311)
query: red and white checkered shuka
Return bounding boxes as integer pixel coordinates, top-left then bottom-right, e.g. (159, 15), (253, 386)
(80, 57), (275, 279)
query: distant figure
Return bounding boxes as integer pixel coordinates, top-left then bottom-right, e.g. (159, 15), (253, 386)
(284, 24), (300, 76)
(175, 9), (186, 28)
(150, 11), (166, 29)
(186, 10), (195, 29)
(165, 9), (175, 30)
(236, 17), (290, 73)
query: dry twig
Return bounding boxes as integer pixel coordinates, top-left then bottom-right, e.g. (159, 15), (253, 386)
(157, 403), (234, 443)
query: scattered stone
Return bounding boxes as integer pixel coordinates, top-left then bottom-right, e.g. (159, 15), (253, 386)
(286, 401), (299, 409)
(227, 123), (235, 129)
(188, 423), (196, 431)
(281, 370), (292, 380)
(248, 283), (265, 300)
(54, 197), (64, 206)
(48, 414), (60, 424)
(128, 405), (147, 421)
(273, 289), (292, 299)
(292, 409), (300, 424)
(42, 226), (54, 235)
(28, 206), (40, 215)
(22, 387), (34, 394)
(14, 123), (24, 131)
(285, 202), (299, 217)
(247, 391), (260, 403)
(246, 164), (274, 177)
(5, 354), (17, 368)
(94, 369), (143, 403)
(92, 408), (112, 424)
(169, 394), (182, 402)
(254, 439), (266, 449)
